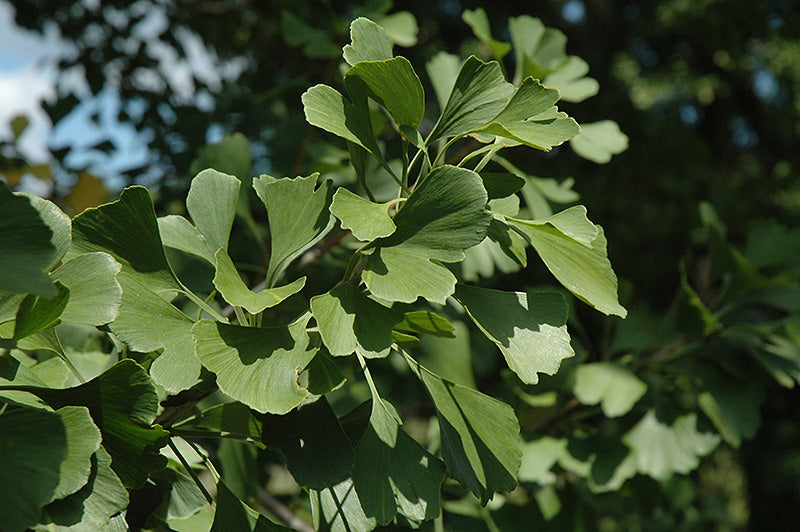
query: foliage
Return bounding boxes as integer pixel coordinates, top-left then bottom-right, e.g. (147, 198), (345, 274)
(2, 4), (800, 532)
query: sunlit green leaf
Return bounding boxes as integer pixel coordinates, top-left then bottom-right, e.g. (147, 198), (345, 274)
(429, 56), (514, 142)
(376, 12), (417, 47)
(214, 249), (305, 314)
(346, 57), (425, 128)
(456, 285), (573, 384)
(192, 315), (316, 414)
(573, 363), (647, 417)
(24, 192), (71, 270)
(311, 283), (402, 358)
(330, 188), (396, 241)
(410, 358), (521, 504)
(518, 437), (568, 485)
(51, 406), (102, 500)
(362, 165), (490, 304)
(543, 56), (599, 103)
(13, 282), (69, 339)
(570, 120), (629, 163)
(158, 215), (215, 264)
(186, 169), (241, 255)
(109, 275), (199, 394)
(425, 52), (461, 112)
(311, 476), (377, 532)
(253, 173), (334, 287)
(509, 206), (627, 317)
(462, 8), (511, 60)
(51, 252), (121, 326)
(352, 396), (445, 525)
(70, 186), (181, 296)
(343, 17), (394, 65)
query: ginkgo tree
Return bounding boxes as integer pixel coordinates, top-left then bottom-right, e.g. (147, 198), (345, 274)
(4, 8), (788, 532)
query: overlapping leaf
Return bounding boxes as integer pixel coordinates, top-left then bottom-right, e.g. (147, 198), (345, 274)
(311, 477), (377, 532)
(210, 481), (289, 532)
(51, 252), (122, 326)
(253, 173), (334, 287)
(330, 188), (396, 241)
(0, 183), (57, 297)
(311, 283), (402, 358)
(192, 315), (316, 414)
(507, 206), (627, 317)
(410, 358), (521, 504)
(455, 285), (573, 384)
(343, 17), (394, 65)
(214, 249), (305, 314)
(573, 363), (647, 417)
(570, 120), (629, 164)
(352, 396), (445, 525)
(362, 165), (491, 304)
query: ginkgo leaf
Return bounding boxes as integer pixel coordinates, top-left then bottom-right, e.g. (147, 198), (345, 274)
(623, 411), (720, 481)
(158, 215), (215, 264)
(428, 56), (514, 142)
(214, 249), (305, 314)
(50, 406), (103, 500)
(253, 173), (334, 287)
(330, 188), (396, 241)
(310, 476), (377, 532)
(570, 120), (629, 164)
(508, 206), (627, 317)
(573, 363), (647, 417)
(474, 78), (580, 151)
(24, 192), (71, 271)
(425, 52), (461, 112)
(211, 481), (289, 532)
(462, 8), (511, 60)
(51, 252), (122, 326)
(70, 186), (181, 296)
(395, 310), (455, 338)
(0, 183), (57, 297)
(543, 56), (599, 103)
(346, 57), (424, 128)
(13, 282), (69, 339)
(109, 274), (199, 394)
(352, 397), (445, 525)
(192, 315), (316, 415)
(455, 285), (573, 384)
(310, 284), (402, 358)
(409, 358), (521, 504)
(362, 165), (490, 304)
(343, 17), (394, 66)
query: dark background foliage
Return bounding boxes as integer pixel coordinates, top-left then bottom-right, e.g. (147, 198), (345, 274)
(4, 0), (800, 529)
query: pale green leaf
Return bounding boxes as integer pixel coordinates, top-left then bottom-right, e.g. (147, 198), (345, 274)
(109, 274), (199, 394)
(69, 186), (181, 296)
(462, 8), (511, 61)
(186, 169), (241, 254)
(509, 206), (627, 317)
(310, 284), (402, 358)
(362, 247), (456, 305)
(192, 315), (316, 414)
(346, 57), (425, 128)
(429, 56), (514, 142)
(259, 397), (353, 489)
(573, 363), (647, 417)
(543, 56), (599, 103)
(623, 411), (720, 480)
(46, 446), (129, 532)
(311, 476), (377, 532)
(411, 358), (521, 503)
(376, 11), (417, 47)
(518, 437), (568, 485)
(570, 120), (629, 164)
(51, 252), (121, 326)
(343, 17), (394, 66)
(158, 215), (215, 264)
(0, 182), (57, 297)
(190, 133), (251, 181)
(253, 173), (334, 287)
(474, 78), (580, 151)
(214, 249), (305, 314)
(330, 188), (396, 241)
(13, 282), (69, 339)
(509, 16), (566, 83)
(0, 407), (66, 532)
(425, 52), (461, 112)
(456, 285), (573, 384)
(352, 397), (445, 525)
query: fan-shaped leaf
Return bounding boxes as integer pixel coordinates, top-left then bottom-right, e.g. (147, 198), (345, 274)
(214, 249), (305, 313)
(330, 188), (396, 241)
